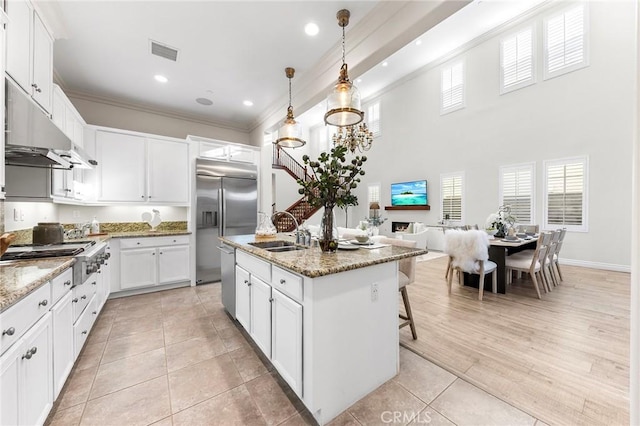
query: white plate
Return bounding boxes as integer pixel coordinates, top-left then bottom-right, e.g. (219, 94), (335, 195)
(349, 239), (373, 245)
(338, 243), (360, 250)
(501, 238), (521, 243)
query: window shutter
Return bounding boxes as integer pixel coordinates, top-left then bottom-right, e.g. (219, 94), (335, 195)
(441, 62), (464, 113)
(441, 174), (463, 222)
(500, 164), (534, 224)
(368, 184), (380, 205)
(501, 27), (534, 92)
(545, 5), (587, 78)
(367, 102), (381, 137)
(544, 157), (587, 231)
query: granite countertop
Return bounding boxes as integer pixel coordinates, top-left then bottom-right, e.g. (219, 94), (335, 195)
(108, 230), (191, 238)
(0, 258), (76, 313)
(221, 234), (428, 278)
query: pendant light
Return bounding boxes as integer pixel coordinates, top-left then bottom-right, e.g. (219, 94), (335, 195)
(324, 9), (364, 127)
(275, 67), (306, 148)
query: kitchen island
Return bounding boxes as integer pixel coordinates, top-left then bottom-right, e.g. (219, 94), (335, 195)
(220, 234), (427, 425)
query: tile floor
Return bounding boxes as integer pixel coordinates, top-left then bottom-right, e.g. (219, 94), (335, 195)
(46, 283), (548, 426)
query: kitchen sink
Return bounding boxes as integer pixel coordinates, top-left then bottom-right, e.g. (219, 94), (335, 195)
(248, 240), (308, 252)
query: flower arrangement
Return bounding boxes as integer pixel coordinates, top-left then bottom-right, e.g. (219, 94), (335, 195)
(485, 205), (517, 238)
(297, 145), (367, 252)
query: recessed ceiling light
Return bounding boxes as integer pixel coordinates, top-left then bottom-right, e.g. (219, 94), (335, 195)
(305, 22), (319, 36)
(196, 97), (213, 106)
(382, 61), (388, 67)
(356, 78), (363, 83)
(243, 100), (254, 107)
(154, 75), (168, 83)
(415, 39), (422, 46)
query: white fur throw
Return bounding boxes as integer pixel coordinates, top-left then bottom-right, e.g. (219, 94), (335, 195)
(444, 229), (490, 273)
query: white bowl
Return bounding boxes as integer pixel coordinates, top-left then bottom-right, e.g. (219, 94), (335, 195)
(355, 235), (370, 243)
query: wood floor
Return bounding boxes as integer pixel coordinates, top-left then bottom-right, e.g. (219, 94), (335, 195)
(400, 256), (630, 426)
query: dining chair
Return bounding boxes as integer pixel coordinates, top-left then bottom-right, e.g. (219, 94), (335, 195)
(552, 228), (567, 281)
(517, 224), (540, 234)
(545, 230), (562, 287)
(377, 237), (418, 339)
(505, 232), (550, 299)
(443, 229), (497, 301)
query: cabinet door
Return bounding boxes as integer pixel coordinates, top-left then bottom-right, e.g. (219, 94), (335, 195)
(51, 291), (74, 400)
(31, 11), (52, 112)
(0, 340), (21, 426)
(235, 266), (251, 331)
(271, 289), (303, 396)
(51, 169), (73, 198)
(52, 86), (66, 131)
(21, 312), (53, 426)
(120, 248), (157, 289)
(158, 245), (190, 284)
(96, 131), (146, 202)
(5, 0), (31, 92)
(147, 138), (189, 204)
(250, 276), (271, 358)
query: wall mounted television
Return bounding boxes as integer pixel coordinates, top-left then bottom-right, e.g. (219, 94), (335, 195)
(391, 180), (428, 206)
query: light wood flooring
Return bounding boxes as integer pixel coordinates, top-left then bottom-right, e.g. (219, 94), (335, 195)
(400, 256), (630, 426)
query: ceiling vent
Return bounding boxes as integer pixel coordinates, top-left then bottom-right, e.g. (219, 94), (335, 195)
(150, 40), (179, 62)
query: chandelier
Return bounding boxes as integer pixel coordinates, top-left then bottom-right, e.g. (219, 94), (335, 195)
(332, 122), (373, 153)
(275, 67), (305, 148)
(324, 9), (364, 127)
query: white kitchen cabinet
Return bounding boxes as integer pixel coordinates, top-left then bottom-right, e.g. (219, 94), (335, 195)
(51, 291), (73, 400)
(52, 84), (86, 148)
(1, 10), (7, 199)
(0, 312), (53, 426)
(118, 236), (190, 292)
(235, 265), (251, 330)
(120, 247), (157, 290)
(158, 245), (190, 284)
(147, 137), (189, 204)
(96, 244), (112, 311)
(271, 288), (303, 396)
(96, 130), (146, 202)
(6, 0), (52, 113)
(250, 276), (272, 357)
(73, 295), (96, 359)
(95, 129), (189, 204)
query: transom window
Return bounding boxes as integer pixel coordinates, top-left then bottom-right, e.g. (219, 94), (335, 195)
(544, 4), (589, 80)
(500, 27), (535, 94)
(441, 62), (464, 114)
(367, 101), (381, 137)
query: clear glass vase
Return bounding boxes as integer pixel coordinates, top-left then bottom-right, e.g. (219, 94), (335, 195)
(319, 206), (338, 252)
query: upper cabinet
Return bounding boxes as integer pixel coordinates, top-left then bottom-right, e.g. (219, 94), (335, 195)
(93, 129), (189, 205)
(52, 84), (86, 148)
(6, 0), (53, 113)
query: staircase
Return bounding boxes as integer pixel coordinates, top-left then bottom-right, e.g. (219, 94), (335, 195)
(272, 145), (321, 232)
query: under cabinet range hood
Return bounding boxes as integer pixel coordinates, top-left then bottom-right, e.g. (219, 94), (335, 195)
(4, 77), (97, 169)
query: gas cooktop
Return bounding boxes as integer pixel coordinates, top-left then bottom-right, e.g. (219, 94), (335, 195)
(0, 241), (96, 261)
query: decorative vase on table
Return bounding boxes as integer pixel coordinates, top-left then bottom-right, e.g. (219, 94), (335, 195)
(319, 207), (339, 252)
(494, 223), (507, 238)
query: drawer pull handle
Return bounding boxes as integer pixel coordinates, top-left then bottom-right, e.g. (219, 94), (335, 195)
(72, 298), (79, 303)
(137, 242), (141, 245)
(280, 279), (286, 285)
(2, 327), (15, 336)
(92, 281), (97, 285)
(82, 331), (88, 335)
(39, 300), (48, 307)
(64, 280), (72, 286)
(92, 311), (97, 315)
(22, 347), (37, 360)
(269, 297), (274, 303)
(81, 295), (87, 300)
(160, 252), (163, 255)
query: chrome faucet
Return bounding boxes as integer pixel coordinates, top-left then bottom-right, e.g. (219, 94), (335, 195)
(271, 211), (305, 245)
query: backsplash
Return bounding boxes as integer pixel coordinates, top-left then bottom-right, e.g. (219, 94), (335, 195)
(10, 221), (188, 245)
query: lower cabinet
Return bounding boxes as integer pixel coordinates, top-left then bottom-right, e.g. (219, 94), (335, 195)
(120, 247), (157, 289)
(51, 291), (74, 399)
(158, 245), (190, 284)
(0, 312), (53, 426)
(235, 253), (303, 396)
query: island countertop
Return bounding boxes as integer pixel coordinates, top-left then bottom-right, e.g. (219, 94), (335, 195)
(220, 234), (427, 278)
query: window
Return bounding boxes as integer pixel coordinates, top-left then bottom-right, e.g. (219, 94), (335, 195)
(367, 101), (381, 137)
(368, 183), (380, 207)
(440, 172), (464, 224)
(543, 4), (589, 80)
(543, 156), (588, 232)
(441, 62), (464, 114)
(311, 125), (329, 158)
(500, 163), (535, 224)
(500, 27), (535, 94)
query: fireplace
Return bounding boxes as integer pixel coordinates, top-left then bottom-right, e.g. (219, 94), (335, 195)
(391, 221), (411, 233)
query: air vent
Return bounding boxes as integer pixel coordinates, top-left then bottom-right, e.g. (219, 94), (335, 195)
(150, 40), (179, 62)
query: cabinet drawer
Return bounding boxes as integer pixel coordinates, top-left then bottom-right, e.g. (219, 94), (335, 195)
(0, 282), (51, 355)
(74, 295), (96, 359)
(71, 276), (96, 323)
(272, 267), (303, 302)
(51, 267), (73, 305)
(119, 235), (188, 249)
(236, 251), (271, 283)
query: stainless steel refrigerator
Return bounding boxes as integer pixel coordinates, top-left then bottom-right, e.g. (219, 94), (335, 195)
(196, 159), (257, 315)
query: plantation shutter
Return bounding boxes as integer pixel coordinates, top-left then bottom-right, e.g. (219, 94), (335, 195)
(546, 5), (586, 77)
(441, 174), (463, 222)
(500, 165), (533, 224)
(367, 102), (381, 137)
(441, 62), (464, 112)
(501, 28), (533, 91)
(545, 159), (586, 229)
(368, 184), (380, 205)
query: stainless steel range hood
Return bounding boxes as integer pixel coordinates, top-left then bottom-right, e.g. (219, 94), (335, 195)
(4, 77), (97, 169)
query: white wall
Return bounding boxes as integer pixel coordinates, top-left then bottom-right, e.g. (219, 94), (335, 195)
(342, 1), (635, 269)
(4, 202), (59, 232)
(69, 96), (250, 144)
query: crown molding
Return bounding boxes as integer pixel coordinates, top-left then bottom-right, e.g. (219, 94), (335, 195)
(65, 89), (250, 133)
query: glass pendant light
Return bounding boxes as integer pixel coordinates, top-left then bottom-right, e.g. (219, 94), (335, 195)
(275, 67), (306, 148)
(324, 9), (364, 127)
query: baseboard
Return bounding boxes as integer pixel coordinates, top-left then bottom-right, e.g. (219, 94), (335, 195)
(560, 258), (631, 273)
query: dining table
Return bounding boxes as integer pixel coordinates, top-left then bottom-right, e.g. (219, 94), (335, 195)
(462, 236), (538, 294)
